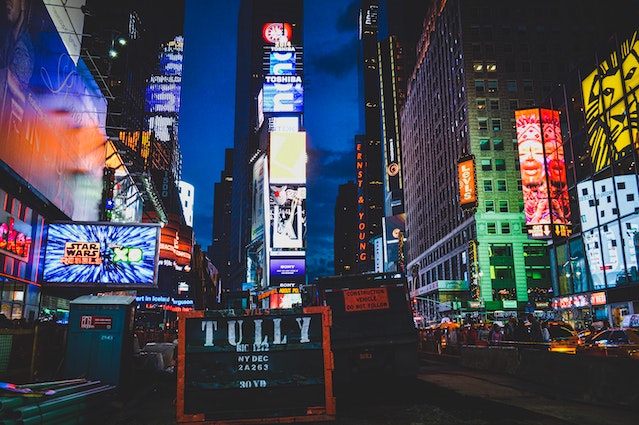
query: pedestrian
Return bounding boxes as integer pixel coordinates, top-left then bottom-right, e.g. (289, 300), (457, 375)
(541, 321), (551, 343)
(504, 316), (517, 340)
(490, 323), (504, 345)
(514, 317), (530, 341)
(477, 323), (490, 346)
(528, 313), (543, 342)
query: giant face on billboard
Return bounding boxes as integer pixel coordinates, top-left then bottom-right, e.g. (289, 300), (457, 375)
(515, 108), (571, 238)
(270, 185), (306, 249)
(42, 223), (160, 286)
(0, 0), (105, 221)
(582, 30), (639, 172)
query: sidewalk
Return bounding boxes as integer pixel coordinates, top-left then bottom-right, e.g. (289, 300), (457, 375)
(418, 354), (637, 425)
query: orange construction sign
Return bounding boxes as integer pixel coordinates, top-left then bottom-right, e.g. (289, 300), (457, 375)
(343, 287), (390, 312)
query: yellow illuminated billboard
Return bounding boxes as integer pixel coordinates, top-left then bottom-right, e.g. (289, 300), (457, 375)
(269, 132), (306, 184)
(582, 30), (639, 172)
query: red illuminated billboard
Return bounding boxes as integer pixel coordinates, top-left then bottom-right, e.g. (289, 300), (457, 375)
(262, 22), (293, 44)
(516, 108), (571, 238)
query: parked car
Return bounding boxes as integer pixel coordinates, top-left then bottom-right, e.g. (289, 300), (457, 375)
(547, 321), (581, 354)
(577, 328), (639, 358)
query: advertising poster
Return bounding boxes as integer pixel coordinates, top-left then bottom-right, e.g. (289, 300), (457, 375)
(516, 108), (571, 238)
(457, 155), (477, 210)
(270, 185), (306, 249)
(262, 81), (303, 113)
(42, 222), (160, 286)
(0, 0), (106, 220)
(269, 132), (306, 184)
(177, 308), (335, 423)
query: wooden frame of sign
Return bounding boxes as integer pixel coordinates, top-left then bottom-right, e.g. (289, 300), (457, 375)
(176, 306), (335, 424)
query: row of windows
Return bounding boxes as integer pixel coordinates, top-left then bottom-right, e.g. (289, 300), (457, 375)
(473, 61), (556, 76)
(482, 179), (523, 192)
(479, 138), (520, 151)
(486, 222), (528, 235)
(480, 158), (507, 171)
(476, 80), (535, 93)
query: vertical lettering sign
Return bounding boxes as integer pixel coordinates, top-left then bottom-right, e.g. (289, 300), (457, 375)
(177, 308), (335, 423)
(356, 139), (368, 266)
(457, 155), (477, 210)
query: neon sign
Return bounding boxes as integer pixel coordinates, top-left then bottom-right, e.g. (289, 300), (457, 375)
(356, 140), (367, 263)
(0, 217), (32, 261)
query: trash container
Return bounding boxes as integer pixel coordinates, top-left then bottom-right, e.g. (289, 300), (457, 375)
(64, 295), (136, 386)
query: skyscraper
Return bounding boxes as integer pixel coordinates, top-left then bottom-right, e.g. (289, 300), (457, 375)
(230, 1), (305, 306)
(355, 0), (384, 272)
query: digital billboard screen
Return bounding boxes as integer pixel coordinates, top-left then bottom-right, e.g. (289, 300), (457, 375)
(263, 81), (303, 113)
(516, 108), (571, 238)
(458, 155), (477, 210)
(269, 51), (296, 75)
(42, 223), (160, 287)
(270, 185), (306, 249)
(269, 132), (306, 184)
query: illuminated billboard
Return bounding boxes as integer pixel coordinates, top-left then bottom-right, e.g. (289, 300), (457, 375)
(269, 132), (306, 184)
(270, 185), (306, 249)
(270, 257), (306, 278)
(582, 30), (639, 172)
(270, 116), (299, 132)
(457, 155), (477, 210)
(269, 51), (296, 75)
(251, 156), (267, 241)
(263, 81), (303, 113)
(146, 76), (182, 114)
(0, 0), (105, 221)
(515, 108), (571, 238)
(262, 22), (293, 44)
(42, 223), (160, 287)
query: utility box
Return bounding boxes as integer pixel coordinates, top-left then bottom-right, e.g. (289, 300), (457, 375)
(64, 295), (136, 386)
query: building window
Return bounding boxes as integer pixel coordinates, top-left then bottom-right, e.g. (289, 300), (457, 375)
(477, 99), (486, 110)
(509, 99), (518, 110)
(484, 180), (493, 191)
(489, 99), (499, 110)
(478, 118), (488, 130)
(498, 200), (509, 212)
(523, 80), (534, 92)
(507, 80), (517, 92)
(495, 159), (506, 170)
(493, 139), (504, 150)
(628, 194), (635, 202)
(487, 223), (497, 234)
(521, 61), (532, 72)
(487, 80), (498, 93)
(501, 223), (511, 234)
(486, 200), (495, 212)
(492, 118), (501, 131)
(497, 179), (507, 191)
(487, 62), (497, 72)
(480, 138), (490, 150)
(481, 159), (492, 171)
(473, 62), (484, 72)
(617, 181), (626, 190)
(476, 80), (485, 93)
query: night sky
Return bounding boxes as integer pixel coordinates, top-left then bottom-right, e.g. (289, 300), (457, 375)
(179, 1), (362, 281)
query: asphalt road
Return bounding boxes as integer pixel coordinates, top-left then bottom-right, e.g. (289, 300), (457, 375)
(98, 356), (620, 425)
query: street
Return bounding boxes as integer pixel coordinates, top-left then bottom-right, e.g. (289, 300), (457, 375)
(98, 353), (637, 425)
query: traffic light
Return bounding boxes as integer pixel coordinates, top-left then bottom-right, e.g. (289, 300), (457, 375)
(101, 167), (116, 221)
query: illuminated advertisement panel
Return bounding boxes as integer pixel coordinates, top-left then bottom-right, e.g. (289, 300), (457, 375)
(269, 51), (296, 75)
(0, 210), (33, 262)
(262, 22), (293, 44)
(457, 155), (477, 210)
(582, 30), (639, 172)
(146, 76), (182, 114)
(269, 293), (303, 309)
(269, 185), (306, 249)
(270, 257), (306, 278)
(42, 223), (160, 287)
(0, 0), (106, 220)
(269, 132), (306, 184)
(516, 108), (571, 239)
(251, 156), (266, 241)
(262, 81), (303, 113)
(270, 116), (299, 132)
